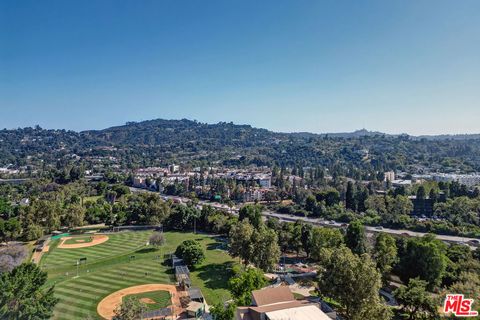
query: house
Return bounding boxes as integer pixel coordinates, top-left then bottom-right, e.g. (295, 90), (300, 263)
(133, 177), (147, 188)
(186, 301), (204, 318)
(236, 286), (330, 320)
(188, 287), (205, 303)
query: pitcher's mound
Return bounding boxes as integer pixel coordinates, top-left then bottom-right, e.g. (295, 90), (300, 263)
(140, 298), (156, 304)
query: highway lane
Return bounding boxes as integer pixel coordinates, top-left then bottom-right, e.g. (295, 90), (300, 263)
(260, 211), (479, 246)
(129, 187), (480, 247)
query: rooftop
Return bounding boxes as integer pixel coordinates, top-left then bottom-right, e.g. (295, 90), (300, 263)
(266, 305), (331, 320)
(252, 286), (293, 307)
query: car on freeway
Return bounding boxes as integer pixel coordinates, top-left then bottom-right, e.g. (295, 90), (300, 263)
(468, 239), (480, 246)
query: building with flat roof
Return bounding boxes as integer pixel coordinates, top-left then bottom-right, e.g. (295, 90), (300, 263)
(236, 286), (331, 320)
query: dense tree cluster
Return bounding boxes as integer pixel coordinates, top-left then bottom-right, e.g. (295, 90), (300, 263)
(229, 210), (281, 272)
(0, 263), (58, 319)
(270, 178), (480, 237)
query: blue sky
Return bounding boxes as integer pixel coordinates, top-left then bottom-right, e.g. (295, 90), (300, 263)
(1, 0), (479, 135)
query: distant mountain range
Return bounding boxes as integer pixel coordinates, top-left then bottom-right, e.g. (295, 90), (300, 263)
(2, 119), (480, 140)
(1, 118), (480, 171)
(292, 128), (480, 140)
(83, 119), (480, 141)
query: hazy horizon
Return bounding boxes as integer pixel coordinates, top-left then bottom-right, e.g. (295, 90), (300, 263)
(2, 117), (480, 137)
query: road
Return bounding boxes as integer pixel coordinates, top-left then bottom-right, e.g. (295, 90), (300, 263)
(129, 187), (480, 247)
(260, 211), (479, 246)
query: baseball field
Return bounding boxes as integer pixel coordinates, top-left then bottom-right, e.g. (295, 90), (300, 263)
(40, 230), (235, 319)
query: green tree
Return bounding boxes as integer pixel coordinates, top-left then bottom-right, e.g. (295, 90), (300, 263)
(310, 227), (344, 262)
(473, 247), (480, 261)
(394, 278), (438, 320)
(24, 223), (44, 241)
(166, 205), (197, 230)
(317, 247), (392, 320)
(291, 221), (304, 255)
(113, 296), (146, 320)
(251, 226), (281, 271)
(210, 302), (236, 320)
(175, 240), (205, 267)
(228, 267), (266, 306)
(374, 233), (398, 286)
(1, 218), (22, 243)
(416, 186), (426, 201)
(345, 181), (356, 211)
(398, 235), (447, 290)
(0, 263), (58, 320)
(0, 219), (4, 243)
(32, 200), (61, 233)
(345, 220), (368, 255)
(365, 195), (387, 216)
(229, 219), (254, 265)
(301, 223), (314, 257)
(238, 204), (262, 229)
(63, 204), (85, 228)
(388, 195), (414, 219)
(305, 195), (317, 212)
(0, 197), (13, 218)
(277, 223), (293, 254)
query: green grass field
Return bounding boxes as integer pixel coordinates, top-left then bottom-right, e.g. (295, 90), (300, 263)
(123, 290), (171, 311)
(63, 236), (94, 245)
(41, 231), (236, 320)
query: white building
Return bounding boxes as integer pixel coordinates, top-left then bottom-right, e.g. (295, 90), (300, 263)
(431, 173), (480, 187)
(384, 171), (395, 182)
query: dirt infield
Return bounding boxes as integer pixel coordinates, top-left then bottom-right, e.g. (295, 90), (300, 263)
(97, 284), (182, 319)
(57, 235), (109, 249)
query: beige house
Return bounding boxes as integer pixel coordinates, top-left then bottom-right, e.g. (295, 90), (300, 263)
(236, 286), (331, 320)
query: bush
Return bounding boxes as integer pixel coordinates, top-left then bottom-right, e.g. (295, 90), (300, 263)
(149, 232), (165, 247)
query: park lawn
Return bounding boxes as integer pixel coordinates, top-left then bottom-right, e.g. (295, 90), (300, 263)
(40, 231), (150, 270)
(123, 290), (171, 311)
(189, 236), (235, 306)
(43, 231), (237, 320)
(63, 236), (94, 245)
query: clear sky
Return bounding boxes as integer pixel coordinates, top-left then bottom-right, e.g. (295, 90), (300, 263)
(1, 0), (479, 135)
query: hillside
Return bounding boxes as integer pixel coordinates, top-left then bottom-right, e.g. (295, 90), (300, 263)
(1, 119), (480, 173)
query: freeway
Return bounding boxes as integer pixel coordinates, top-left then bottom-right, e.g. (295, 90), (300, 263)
(260, 211), (480, 246)
(129, 187), (480, 247)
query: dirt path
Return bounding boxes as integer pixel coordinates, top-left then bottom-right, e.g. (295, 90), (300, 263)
(31, 239), (50, 264)
(97, 284), (182, 319)
(31, 250), (43, 264)
(57, 235), (109, 249)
